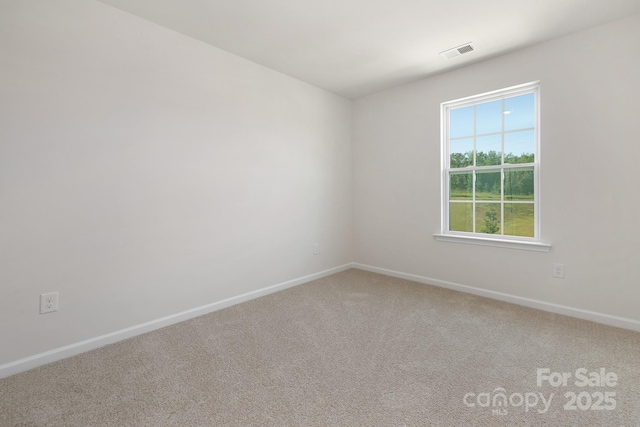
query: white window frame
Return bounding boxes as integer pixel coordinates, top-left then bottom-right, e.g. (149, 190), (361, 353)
(434, 81), (550, 252)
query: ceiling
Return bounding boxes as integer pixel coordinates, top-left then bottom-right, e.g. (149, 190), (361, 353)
(98, 0), (640, 98)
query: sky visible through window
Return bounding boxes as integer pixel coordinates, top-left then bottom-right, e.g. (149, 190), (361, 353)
(449, 93), (534, 161)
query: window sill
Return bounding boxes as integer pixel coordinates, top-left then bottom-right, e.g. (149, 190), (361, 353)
(434, 234), (551, 252)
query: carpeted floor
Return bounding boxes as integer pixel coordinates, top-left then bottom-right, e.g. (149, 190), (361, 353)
(1, 268), (639, 426)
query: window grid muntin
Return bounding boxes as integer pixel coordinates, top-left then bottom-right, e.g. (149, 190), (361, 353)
(450, 127), (535, 141)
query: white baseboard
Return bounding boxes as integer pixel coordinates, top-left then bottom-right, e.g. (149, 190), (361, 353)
(0, 263), (352, 379)
(4, 262), (637, 379)
(353, 263), (640, 333)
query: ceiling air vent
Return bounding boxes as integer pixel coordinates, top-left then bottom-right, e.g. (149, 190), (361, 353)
(440, 42), (475, 59)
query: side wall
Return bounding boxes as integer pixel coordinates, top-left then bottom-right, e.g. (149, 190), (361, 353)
(0, 0), (352, 366)
(353, 15), (640, 322)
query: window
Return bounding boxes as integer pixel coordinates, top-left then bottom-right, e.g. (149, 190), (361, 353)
(438, 82), (547, 250)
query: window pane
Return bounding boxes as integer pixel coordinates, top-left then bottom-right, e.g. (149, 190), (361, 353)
(504, 93), (534, 131)
(449, 202), (473, 232)
(476, 134), (502, 166)
(450, 137), (474, 168)
(475, 170), (501, 200)
(449, 171), (472, 200)
(476, 100), (502, 135)
(504, 203), (534, 237)
(504, 167), (534, 201)
(504, 130), (534, 164)
(475, 203), (501, 235)
(443, 84), (538, 240)
(450, 106), (474, 138)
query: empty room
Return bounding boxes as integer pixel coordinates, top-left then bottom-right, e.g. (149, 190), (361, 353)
(1, 0), (639, 425)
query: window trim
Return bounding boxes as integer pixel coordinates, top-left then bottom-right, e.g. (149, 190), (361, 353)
(437, 81), (550, 251)
(433, 233), (551, 252)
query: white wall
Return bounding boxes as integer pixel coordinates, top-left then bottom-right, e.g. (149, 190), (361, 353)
(0, 0), (352, 366)
(2, 0), (638, 373)
(353, 15), (640, 322)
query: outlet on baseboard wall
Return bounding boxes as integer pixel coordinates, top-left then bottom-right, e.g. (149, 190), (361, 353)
(40, 292), (59, 314)
(314, 243), (320, 255)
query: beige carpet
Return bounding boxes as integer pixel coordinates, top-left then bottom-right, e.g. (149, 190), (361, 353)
(1, 269), (639, 426)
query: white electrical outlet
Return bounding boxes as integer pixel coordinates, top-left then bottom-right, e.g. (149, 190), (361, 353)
(314, 243), (320, 255)
(552, 263), (565, 279)
(40, 292), (59, 314)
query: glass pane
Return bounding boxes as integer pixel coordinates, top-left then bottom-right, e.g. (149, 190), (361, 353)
(504, 203), (534, 237)
(449, 171), (472, 200)
(504, 130), (534, 164)
(475, 203), (501, 235)
(450, 106), (474, 138)
(476, 134), (502, 166)
(504, 167), (534, 201)
(450, 137), (474, 168)
(504, 93), (534, 131)
(476, 99), (502, 135)
(475, 170), (501, 200)
(449, 202), (473, 232)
